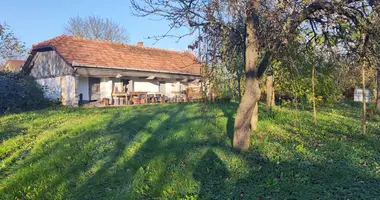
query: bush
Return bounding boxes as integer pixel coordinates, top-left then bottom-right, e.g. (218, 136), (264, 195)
(0, 72), (47, 115)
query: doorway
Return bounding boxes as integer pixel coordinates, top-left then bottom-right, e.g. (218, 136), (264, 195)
(89, 77), (100, 101)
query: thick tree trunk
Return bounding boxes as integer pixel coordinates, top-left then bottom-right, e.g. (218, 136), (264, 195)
(312, 62), (317, 126)
(251, 101), (259, 131)
(237, 73), (242, 101)
(234, 77), (261, 150)
(362, 64), (366, 135)
(233, 0), (260, 151)
(266, 76), (274, 108)
(376, 68), (380, 110)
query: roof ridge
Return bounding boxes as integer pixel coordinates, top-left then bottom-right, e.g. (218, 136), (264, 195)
(62, 35), (193, 55)
(129, 44), (193, 55)
(32, 35), (196, 56)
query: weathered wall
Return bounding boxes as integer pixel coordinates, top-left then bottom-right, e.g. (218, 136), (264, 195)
(30, 51), (74, 78)
(78, 77), (89, 101)
(60, 75), (78, 106)
(36, 75), (78, 106)
(36, 77), (61, 100)
(29, 50), (78, 106)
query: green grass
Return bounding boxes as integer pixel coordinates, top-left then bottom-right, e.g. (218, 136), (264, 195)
(0, 102), (379, 199)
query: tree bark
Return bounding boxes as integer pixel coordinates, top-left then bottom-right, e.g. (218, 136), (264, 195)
(376, 68), (380, 110)
(312, 62), (317, 126)
(234, 76), (260, 150)
(251, 101), (259, 131)
(266, 76), (274, 108)
(237, 72), (242, 101)
(362, 63), (366, 135)
(233, 0), (260, 151)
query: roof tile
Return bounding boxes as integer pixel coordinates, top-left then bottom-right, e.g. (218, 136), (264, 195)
(32, 35), (201, 75)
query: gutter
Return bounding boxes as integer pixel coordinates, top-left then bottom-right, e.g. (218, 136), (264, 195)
(72, 63), (202, 77)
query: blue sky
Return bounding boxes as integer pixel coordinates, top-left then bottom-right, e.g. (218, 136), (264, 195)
(0, 0), (194, 51)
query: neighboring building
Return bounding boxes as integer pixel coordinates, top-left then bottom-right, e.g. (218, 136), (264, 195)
(354, 88), (371, 103)
(2, 60), (24, 72)
(23, 35), (202, 106)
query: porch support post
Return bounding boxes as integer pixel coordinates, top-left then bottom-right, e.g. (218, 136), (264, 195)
(73, 75), (79, 107)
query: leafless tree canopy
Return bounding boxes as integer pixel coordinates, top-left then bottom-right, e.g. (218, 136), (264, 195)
(64, 16), (129, 43)
(0, 22), (25, 62)
(130, 0), (377, 55)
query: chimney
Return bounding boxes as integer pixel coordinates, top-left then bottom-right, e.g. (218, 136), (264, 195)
(137, 42), (143, 47)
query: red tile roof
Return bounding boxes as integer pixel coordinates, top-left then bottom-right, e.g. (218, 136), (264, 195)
(32, 35), (201, 75)
(4, 60), (24, 72)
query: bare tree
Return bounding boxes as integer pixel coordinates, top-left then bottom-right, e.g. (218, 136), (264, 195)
(0, 22), (25, 65)
(64, 15), (129, 43)
(130, 0), (379, 151)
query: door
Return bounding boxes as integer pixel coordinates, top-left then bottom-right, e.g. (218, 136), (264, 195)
(89, 77), (100, 101)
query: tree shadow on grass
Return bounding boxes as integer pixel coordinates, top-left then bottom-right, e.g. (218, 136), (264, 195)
(74, 102), (236, 199)
(193, 149), (229, 199)
(2, 102), (380, 199)
(191, 146), (380, 199)
(0, 105), (170, 199)
(65, 103), (192, 199)
(72, 102), (380, 199)
(218, 102), (238, 145)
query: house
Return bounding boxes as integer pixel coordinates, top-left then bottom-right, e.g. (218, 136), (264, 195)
(2, 60), (24, 72)
(22, 35), (202, 106)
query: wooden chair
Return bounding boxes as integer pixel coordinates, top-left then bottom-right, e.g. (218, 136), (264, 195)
(132, 97), (140, 104)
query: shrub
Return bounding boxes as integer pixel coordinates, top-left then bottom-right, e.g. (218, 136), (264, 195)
(0, 71), (47, 115)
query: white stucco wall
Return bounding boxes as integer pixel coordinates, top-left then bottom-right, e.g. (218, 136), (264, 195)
(354, 88), (371, 102)
(61, 75), (77, 106)
(36, 75), (78, 106)
(36, 77), (61, 100)
(164, 81), (188, 98)
(100, 78), (113, 100)
(78, 77), (89, 101)
(164, 82), (174, 97)
(134, 80), (159, 92)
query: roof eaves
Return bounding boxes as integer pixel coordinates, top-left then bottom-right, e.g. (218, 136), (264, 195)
(32, 44), (55, 51)
(73, 64), (201, 77)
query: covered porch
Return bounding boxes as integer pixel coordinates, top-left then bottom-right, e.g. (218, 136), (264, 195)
(75, 65), (203, 106)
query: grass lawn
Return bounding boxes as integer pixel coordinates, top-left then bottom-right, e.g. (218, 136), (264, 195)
(1, 102), (380, 199)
